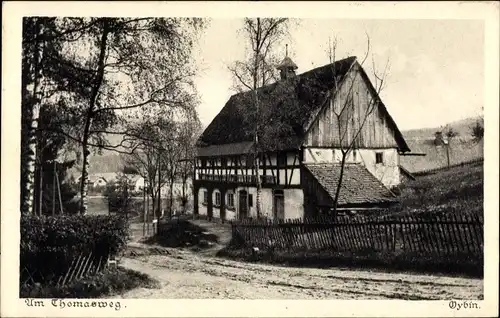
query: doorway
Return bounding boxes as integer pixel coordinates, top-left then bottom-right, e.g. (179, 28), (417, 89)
(238, 190), (248, 220)
(273, 190), (285, 221)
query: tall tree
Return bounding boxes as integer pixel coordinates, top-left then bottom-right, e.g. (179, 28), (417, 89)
(39, 17), (205, 214)
(176, 115), (202, 214)
(122, 116), (176, 219)
(321, 35), (390, 213)
(21, 18), (48, 215)
(228, 18), (291, 218)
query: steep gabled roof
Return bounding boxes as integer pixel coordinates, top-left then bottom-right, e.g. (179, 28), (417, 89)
(304, 163), (398, 206)
(198, 56), (409, 152)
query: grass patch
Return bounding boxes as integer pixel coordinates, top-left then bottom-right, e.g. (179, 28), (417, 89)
(217, 247), (483, 278)
(20, 266), (159, 298)
(394, 161), (483, 215)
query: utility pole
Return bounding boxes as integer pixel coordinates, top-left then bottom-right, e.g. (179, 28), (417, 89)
(157, 148), (161, 222)
(52, 160), (56, 216)
(55, 164), (64, 214)
(142, 179), (146, 237)
(146, 180), (150, 236)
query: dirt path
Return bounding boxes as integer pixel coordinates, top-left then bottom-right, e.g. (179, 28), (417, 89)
(114, 246), (483, 300)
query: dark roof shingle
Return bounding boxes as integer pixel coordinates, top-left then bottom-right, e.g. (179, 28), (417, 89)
(198, 56), (409, 153)
(304, 163), (397, 206)
(198, 57), (357, 149)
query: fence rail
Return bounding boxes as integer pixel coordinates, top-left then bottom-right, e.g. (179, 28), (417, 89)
(230, 213), (483, 256)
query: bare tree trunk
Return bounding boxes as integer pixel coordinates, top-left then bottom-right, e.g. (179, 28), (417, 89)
(79, 19), (110, 214)
(23, 21), (44, 215)
(79, 148), (91, 214)
(332, 153), (347, 216)
(38, 163), (43, 216)
(181, 175), (187, 214)
(156, 151), (161, 220)
(254, 91), (262, 219)
(169, 179), (174, 218)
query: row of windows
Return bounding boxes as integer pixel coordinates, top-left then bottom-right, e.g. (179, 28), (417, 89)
(199, 152), (384, 167)
(199, 154), (289, 168)
(202, 190), (252, 208)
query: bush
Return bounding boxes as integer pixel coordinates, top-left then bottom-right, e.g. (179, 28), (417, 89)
(20, 267), (159, 298)
(20, 214), (129, 285)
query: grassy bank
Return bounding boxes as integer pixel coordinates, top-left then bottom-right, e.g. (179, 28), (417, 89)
(217, 247), (483, 278)
(20, 266), (160, 298)
(394, 161), (483, 215)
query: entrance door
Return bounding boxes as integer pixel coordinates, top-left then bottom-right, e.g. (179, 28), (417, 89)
(238, 190), (248, 220)
(273, 190), (285, 221)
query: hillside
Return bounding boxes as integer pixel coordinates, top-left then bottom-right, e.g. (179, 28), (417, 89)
(395, 160), (483, 216)
(402, 117), (483, 140)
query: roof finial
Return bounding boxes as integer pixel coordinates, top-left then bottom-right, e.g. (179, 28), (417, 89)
(285, 44), (288, 57)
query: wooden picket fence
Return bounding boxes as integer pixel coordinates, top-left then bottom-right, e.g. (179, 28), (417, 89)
(230, 213), (483, 256)
(20, 252), (111, 288)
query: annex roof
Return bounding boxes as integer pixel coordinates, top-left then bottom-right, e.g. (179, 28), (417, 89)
(304, 163), (398, 206)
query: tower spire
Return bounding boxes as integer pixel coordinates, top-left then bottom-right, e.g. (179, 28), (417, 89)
(276, 45), (298, 80)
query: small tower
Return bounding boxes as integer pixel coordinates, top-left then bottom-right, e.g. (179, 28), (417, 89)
(276, 44), (298, 80)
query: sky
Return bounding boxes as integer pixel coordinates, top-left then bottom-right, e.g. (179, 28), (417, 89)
(191, 18), (484, 131)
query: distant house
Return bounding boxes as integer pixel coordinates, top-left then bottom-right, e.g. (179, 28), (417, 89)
(121, 174), (144, 192)
(77, 173), (118, 188)
(194, 55), (412, 221)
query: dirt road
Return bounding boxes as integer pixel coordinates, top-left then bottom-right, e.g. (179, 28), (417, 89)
(114, 246), (483, 300)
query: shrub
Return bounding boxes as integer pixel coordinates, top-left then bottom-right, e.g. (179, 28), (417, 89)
(20, 267), (159, 298)
(20, 214), (129, 285)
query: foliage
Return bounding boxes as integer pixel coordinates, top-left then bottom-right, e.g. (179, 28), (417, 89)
(20, 214), (129, 257)
(122, 111), (201, 217)
(20, 267), (159, 298)
(21, 17), (206, 215)
(470, 120), (484, 142)
(103, 174), (134, 217)
(229, 18), (292, 218)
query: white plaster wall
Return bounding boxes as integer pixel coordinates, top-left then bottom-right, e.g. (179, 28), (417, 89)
(288, 168), (300, 184)
(302, 147), (400, 188)
(358, 148), (400, 188)
(232, 186), (274, 219)
(212, 189), (221, 218)
(284, 189), (304, 219)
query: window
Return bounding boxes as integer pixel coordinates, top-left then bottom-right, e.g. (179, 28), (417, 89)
(227, 193), (234, 208)
(221, 157), (227, 168)
(248, 194), (253, 207)
(353, 149), (357, 161)
(200, 158), (207, 168)
(375, 152), (384, 164)
(202, 190), (208, 204)
(215, 191), (221, 206)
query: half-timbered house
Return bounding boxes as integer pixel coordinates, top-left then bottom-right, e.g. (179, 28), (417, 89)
(193, 55), (411, 221)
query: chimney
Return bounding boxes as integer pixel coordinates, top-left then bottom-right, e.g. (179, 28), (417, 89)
(276, 44), (298, 80)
